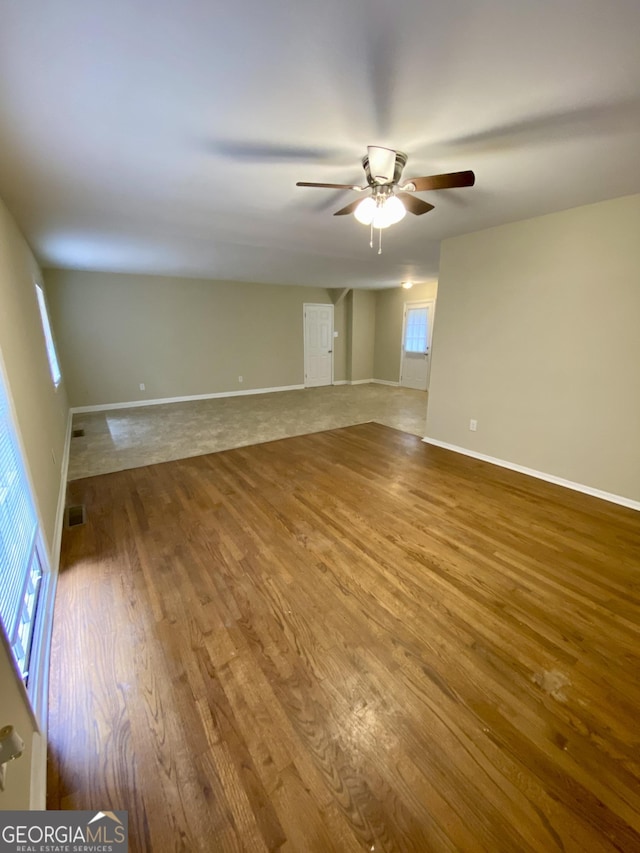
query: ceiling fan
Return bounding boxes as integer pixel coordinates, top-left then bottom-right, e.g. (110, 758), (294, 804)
(296, 146), (475, 252)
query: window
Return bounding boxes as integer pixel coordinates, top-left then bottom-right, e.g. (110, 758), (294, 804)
(35, 283), (62, 387)
(0, 374), (43, 681)
(404, 306), (429, 353)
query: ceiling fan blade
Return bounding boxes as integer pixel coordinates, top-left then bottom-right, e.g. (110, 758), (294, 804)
(333, 198), (365, 216)
(367, 146), (397, 183)
(209, 141), (344, 162)
(405, 170), (476, 192)
(297, 181), (360, 190)
(396, 193), (434, 215)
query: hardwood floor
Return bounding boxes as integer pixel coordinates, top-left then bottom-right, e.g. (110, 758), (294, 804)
(47, 423), (640, 852)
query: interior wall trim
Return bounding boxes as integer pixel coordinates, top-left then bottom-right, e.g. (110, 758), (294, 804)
(311, 379), (401, 387)
(422, 437), (640, 512)
(52, 408), (72, 571)
(29, 407), (73, 754)
(70, 384), (307, 414)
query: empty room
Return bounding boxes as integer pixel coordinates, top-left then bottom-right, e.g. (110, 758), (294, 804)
(0, 1), (639, 852)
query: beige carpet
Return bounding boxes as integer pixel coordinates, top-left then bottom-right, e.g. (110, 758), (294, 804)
(68, 384), (428, 480)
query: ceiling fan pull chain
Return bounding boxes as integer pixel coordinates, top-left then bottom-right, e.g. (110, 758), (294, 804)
(378, 228), (382, 255)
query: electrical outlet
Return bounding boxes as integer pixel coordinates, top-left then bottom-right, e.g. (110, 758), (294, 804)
(238, 375), (243, 383)
(139, 383), (145, 391)
(469, 419), (478, 432)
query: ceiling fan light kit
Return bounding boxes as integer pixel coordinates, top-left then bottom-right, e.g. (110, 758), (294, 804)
(296, 146), (475, 254)
(354, 193), (406, 228)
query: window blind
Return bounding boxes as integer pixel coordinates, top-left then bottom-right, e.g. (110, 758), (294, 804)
(404, 307), (428, 353)
(0, 377), (39, 675)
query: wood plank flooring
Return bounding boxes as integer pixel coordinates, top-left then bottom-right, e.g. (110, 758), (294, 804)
(47, 423), (640, 852)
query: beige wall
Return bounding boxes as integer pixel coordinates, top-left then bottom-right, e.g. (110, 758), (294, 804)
(44, 267), (441, 402)
(45, 269), (344, 407)
(349, 289), (376, 381)
(331, 296), (348, 383)
(0, 197), (69, 808)
(426, 194), (640, 502)
(0, 199), (69, 548)
(374, 281), (438, 383)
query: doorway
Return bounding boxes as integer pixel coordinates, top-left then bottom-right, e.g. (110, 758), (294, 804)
(400, 300), (434, 390)
(303, 304), (334, 387)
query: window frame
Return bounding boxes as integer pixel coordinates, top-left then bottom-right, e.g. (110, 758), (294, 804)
(0, 355), (53, 727)
(403, 305), (429, 354)
(34, 282), (62, 388)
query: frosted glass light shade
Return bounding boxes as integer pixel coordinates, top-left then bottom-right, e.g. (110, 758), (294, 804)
(374, 196), (406, 228)
(354, 197), (377, 225)
(354, 195), (406, 228)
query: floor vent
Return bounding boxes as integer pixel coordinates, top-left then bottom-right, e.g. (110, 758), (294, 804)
(72, 428), (85, 438)
(66, 505), (86, 527)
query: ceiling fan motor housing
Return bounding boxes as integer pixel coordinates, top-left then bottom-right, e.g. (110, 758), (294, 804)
(362, 150), (408, 186)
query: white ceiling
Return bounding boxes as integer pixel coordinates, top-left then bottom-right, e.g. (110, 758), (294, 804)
(2, 0), (640, 289)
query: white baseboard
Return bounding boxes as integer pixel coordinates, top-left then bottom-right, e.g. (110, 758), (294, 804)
(70, 381), (407, 412)
(71, 384), (306, 414)
(335, 379), (401, 387)
(422, 437), (640, 512)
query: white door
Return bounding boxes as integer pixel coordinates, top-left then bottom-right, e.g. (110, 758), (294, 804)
(400, 300), (434, 390)
(304, 304), (334, 387)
